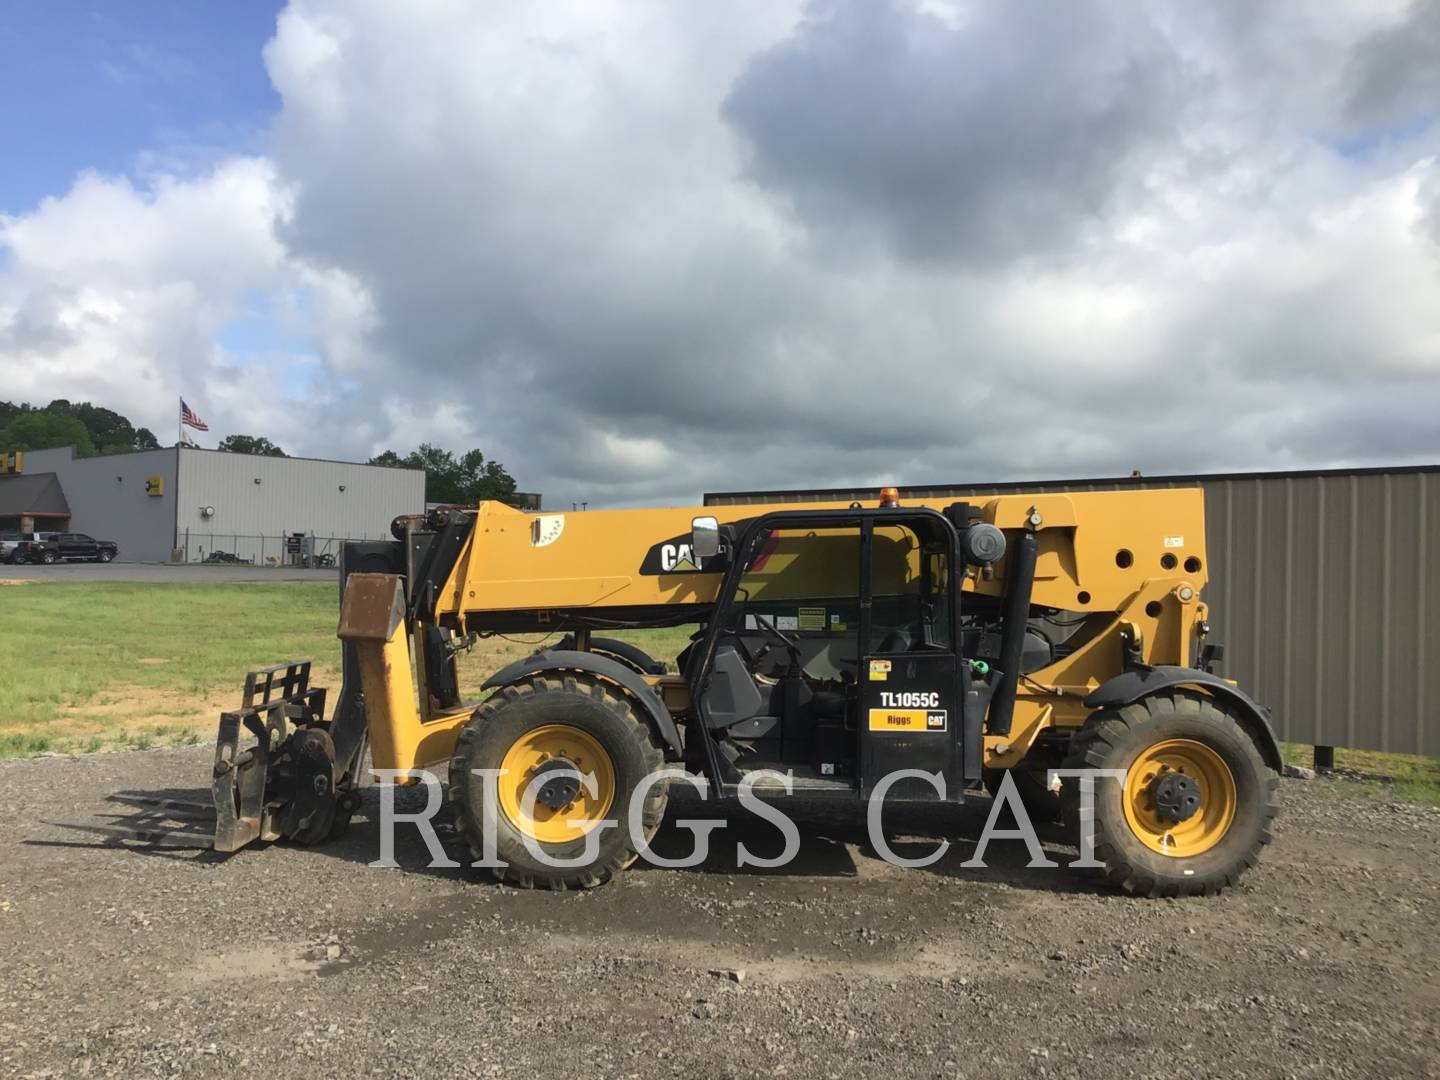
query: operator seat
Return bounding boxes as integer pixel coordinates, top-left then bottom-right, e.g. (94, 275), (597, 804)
(699, 640), (766, 730)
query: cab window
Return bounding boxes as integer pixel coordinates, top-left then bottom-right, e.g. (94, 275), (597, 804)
(727, 522), (862, 681)
(869, 522), (952, 653)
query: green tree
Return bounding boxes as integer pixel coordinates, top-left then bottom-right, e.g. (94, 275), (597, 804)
(218, 434), (288, 457)
(369, 443), (517, 505)
(50, 401), (138, 451)
(366, 449), (406, 469)
(1, 400), (163, 456)
(456, 447), (517, 502)
(405, 444), (465, 503)
(0, 412), (95, 455)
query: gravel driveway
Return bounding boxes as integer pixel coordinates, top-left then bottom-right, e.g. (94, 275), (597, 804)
(3, 747), (1437, 1078)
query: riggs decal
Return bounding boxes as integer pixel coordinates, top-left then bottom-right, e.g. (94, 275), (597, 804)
(867, 708), (948, 733)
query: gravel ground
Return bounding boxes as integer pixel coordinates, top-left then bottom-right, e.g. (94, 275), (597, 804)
(3, 747), (1438, 1079)
(1, 563), (336, 583)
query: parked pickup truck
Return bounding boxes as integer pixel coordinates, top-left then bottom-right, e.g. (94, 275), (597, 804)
(0, 533), (27, 564)
(10, 536), (60, 564)
(33, 532), (119, 563)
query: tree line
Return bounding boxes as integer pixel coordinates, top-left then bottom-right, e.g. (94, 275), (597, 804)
(1, 399), (518, 505)
(208, 434), (518, 504)
(0, 400), (160, 457)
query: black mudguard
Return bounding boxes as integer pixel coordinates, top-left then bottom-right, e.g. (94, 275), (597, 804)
(555, 634), (667, 675)
(1084, 665), (1283, 772)
(481, 649), (683, 757)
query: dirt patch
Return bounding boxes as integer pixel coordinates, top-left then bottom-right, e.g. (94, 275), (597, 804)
(185, 944), (324, 987)
(62, 683), (237, 723)
(14, 665), (341, 749)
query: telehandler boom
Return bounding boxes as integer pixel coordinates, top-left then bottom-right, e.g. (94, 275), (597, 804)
(79, 488), (1281, 896)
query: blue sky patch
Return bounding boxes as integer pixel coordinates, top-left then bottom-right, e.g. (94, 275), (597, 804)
(0, 0), (285, 214)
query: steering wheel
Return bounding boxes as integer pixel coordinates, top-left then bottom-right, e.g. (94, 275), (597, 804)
(752, 613), (804, 668)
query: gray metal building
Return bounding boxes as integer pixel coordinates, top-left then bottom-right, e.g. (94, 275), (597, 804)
(707, 466), (1440, 757)
(17, 446), (425, 564)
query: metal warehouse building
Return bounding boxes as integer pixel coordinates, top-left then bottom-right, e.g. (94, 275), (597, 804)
(707, 465), (1440, 757)
(5, 445), (424, 565)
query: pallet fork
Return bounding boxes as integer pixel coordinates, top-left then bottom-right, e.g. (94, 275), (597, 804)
(48, 662), (357, 851)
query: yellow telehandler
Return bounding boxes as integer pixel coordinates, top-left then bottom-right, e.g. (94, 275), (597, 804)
(79, 488), (1280, 896)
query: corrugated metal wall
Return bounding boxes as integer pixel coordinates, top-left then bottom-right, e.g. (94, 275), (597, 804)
(176, 449), (425, 563)
(706, 467), (1440, 756)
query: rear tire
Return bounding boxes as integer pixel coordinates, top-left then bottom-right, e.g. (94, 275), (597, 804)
(448, 674), (667, 890)
(1060, 691), (1278, 897)
(41, 551), (57, 565)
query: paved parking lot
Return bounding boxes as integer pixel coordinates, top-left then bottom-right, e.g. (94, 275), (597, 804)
(0, 562), (337, 584)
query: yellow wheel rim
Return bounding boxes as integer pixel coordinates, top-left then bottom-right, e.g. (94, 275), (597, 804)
(1122, 738), (1236, 857)
(497, 724), (616, 844)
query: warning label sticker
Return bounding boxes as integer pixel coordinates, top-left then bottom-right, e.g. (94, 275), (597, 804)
(868, 708), (947, 733)
(798, 607), (826, 631)
(868, 659), (891, 682)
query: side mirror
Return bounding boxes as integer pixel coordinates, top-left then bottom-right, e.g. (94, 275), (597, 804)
(691, 516), (721, 559)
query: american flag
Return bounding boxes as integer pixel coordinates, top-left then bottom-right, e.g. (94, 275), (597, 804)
(180, 398), (209, 432)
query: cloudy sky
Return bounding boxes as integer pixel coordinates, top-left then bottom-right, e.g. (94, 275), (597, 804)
(2, 1), (1438, 506)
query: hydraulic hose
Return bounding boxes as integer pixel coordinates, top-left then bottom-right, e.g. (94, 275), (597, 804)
(987, 530), (1038, 738)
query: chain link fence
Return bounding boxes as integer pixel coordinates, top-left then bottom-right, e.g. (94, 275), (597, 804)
(174, 530), (385, 568)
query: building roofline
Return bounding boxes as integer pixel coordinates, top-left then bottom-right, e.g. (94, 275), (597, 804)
(704, 462), (1440, 503)
(178, 445), (424, 472)
(29, 444), (424, 474)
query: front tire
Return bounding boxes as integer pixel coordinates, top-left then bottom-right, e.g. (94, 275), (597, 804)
(98, 551), (114, 563)
(1060, 691), (1278, 897)
(448, 674), (667, 890)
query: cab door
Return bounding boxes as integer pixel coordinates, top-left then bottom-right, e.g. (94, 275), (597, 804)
(857, 517), (964, 801)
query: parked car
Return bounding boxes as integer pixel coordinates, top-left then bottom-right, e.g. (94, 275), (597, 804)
(11, 536), (60, 564)
(35, 532), (120, 562)
(0, 533), (25, 564)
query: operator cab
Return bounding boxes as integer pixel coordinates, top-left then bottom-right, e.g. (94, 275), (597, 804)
(682, 507), (978, 801)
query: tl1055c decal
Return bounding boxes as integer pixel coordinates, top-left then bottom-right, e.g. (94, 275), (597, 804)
(878, 690), (941, 709)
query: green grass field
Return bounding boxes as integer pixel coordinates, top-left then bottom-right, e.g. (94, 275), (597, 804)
(1280, 741), (1440, 805)
(0, 582), (691, 758)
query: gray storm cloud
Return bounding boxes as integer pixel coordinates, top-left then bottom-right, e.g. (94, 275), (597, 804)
(2, 0), (1438, 507)
(721, 0), (1181, 266)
